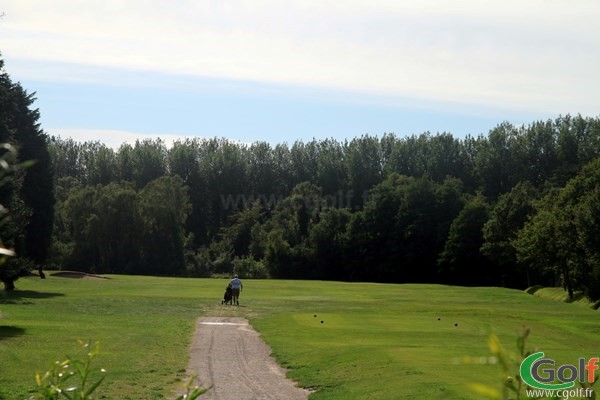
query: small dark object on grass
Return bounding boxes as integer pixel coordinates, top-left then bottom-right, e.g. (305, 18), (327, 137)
(454, 323), (458, 327)
(321, 321), (324, 324)
(437, 318), (441, 321)
(314, 315), (317, 318)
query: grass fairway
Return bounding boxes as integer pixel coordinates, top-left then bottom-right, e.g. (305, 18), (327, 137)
(0, 275), (598, 399)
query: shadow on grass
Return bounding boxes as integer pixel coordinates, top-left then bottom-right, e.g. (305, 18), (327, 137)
(0, 325), (26, 340)
(0, 290), (65, 305)
(565, 292), (586, 303)
(525, 285), (544, 295)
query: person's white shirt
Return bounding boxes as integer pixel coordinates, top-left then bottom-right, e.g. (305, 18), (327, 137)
(230, 277), (242, 289)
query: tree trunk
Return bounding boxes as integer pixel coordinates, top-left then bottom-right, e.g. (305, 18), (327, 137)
(563, 265), (574, 300)
(2, 278), (15, 291)
(38, 266), (46, 279)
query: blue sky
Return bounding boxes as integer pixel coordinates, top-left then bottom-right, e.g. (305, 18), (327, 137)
(2, 1), (599, 148)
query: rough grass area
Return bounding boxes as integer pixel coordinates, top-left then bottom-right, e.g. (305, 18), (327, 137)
(1, 276), (598, 399)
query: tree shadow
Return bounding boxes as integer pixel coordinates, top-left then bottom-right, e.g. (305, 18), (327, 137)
(565, 291), (586, 303)
(0, 325), (26, 340)
(0, 290), (65, 305)
(525, 285), (544, 295)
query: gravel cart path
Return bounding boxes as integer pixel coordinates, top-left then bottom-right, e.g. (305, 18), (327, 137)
(184, 316), (310, 400)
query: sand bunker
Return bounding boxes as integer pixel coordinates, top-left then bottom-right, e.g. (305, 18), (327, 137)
(50, 271), (109, 280)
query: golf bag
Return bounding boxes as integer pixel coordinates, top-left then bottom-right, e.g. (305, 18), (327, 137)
(222, 284), (233, 305)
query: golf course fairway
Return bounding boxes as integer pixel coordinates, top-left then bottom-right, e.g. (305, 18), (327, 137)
(0, 275), (597, 399)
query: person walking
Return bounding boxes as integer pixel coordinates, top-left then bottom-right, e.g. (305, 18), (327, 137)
(229, 274), (243, 306)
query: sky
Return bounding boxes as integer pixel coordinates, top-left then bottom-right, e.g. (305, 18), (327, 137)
(1, 0), (599, 148)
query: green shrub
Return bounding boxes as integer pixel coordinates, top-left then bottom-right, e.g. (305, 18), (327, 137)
(232, 257), (269, 279)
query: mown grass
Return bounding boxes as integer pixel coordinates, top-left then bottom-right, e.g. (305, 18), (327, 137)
(0, 275), (210, 399)
(0, 275), (597, 399)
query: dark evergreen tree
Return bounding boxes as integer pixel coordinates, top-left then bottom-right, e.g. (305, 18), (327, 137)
(0, 55), (55, 286)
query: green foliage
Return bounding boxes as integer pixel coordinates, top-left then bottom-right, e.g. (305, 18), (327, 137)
(516, 158), (600, 300)
(218, 202), (264, 259)
(0, 143), (38, 289)
(249, 182), (328, 279)
(470, 329), (598, 400)
(30, 341), (106, 400)
(439, 195), (493, 285)
(185, 245), (214, 277)
(315, 138), (347, 196)
(130, 139), (168, 189)
(247, 141), (277, 195)
(474, 123), (526, 198)
(57, 183), (140, 273)
(482, 181), (540, 288)
(44, 114), (600, 288)
(168, 139), (209, 247)
(263, 228), (293, 278)
(306, 207), (352, 280)
(0, 63), (55, 269)
(346, 174), (465, 282)
(138, 176), (191, 275)
(345, 135), (383, 208)
(53, 176), (191, 275)
(174, 377), (208, 400)
(200, 138), (249, 237)
(231, 256), (268, 279)
(289, 140), (319, 186)
(0, 143), (17, 264)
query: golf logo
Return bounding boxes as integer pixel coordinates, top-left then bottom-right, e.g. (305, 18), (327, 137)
(520, 351), (598, 390)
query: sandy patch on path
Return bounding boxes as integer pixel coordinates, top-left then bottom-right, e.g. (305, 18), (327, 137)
(184, 316), (310, 400)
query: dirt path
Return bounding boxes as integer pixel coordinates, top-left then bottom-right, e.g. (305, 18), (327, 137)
(184, 316), (310, 400)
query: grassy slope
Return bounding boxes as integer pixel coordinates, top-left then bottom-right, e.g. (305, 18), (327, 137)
(0, 276), (598, 399)
(528, 286), (598, 309)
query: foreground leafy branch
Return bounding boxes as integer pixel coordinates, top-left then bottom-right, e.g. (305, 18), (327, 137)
(29, 341), (106, 400)
(469, 328), (597, 400)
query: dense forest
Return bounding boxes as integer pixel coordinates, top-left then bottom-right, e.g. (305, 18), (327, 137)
(1, 55), (600, 300)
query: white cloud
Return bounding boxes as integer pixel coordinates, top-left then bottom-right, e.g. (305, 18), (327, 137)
(46, 128), (196, 150)
(47, 128), (252, 149)
(2, 0), (600, 115)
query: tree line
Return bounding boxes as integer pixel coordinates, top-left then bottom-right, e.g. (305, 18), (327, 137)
(47, 117), (600, 300)
(1, 53), (600, 300)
